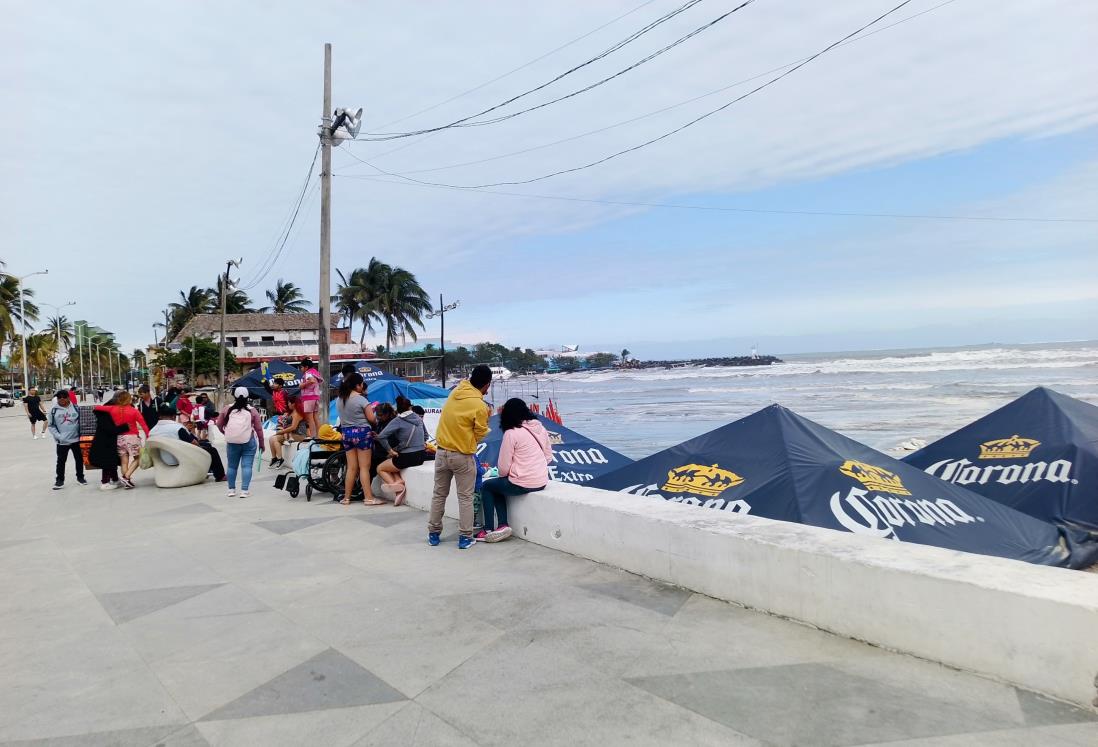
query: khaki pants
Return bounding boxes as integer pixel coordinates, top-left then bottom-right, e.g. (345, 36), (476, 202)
(429, 448), (476, 537)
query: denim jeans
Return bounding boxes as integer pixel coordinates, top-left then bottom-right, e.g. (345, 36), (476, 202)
(226, 436), (258, 490)
(480, 477), (543, 531)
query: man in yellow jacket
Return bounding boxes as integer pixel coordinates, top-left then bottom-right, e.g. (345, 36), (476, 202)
(428, 365), (492, 548)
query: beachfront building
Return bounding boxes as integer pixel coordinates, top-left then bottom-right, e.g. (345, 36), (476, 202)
(171, 313), (371, 371)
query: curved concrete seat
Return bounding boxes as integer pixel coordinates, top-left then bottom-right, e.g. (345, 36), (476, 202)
(146, 437), (212, 489)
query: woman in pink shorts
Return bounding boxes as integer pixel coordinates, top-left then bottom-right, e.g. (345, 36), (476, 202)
(94, 392), (149, 489)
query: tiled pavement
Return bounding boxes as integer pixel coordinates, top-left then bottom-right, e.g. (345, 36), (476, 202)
(1, 413), (1095, 746)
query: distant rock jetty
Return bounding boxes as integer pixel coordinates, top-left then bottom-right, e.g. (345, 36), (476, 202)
(630, 355), (782, 369)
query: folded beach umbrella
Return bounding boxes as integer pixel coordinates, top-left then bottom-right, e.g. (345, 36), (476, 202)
(230, 360), (303, 398)
(590, 404), (1088, 568)
(329, 361), (399, 387)
(477, 414), (633, 485)
(904, 387), (1098, 535)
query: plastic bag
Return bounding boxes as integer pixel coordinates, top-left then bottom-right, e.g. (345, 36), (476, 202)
(139, 446), (153, 470)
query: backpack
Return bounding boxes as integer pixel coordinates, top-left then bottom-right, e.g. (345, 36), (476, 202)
(224, 407), (254, 444)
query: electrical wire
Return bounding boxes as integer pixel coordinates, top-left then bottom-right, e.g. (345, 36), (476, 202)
(343, 0), (922, 189)
(353, 0), (959, 176)
(239, 144), (321, 291)
(334, 172), (1098, 224)
(359, 0), (710, 140)
(374, 0), (661, 131)
(361, 0), (758, 140)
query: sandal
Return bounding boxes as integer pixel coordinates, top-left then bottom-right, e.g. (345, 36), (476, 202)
(340, 497), (352, 505)
(362, 498), (385, 506)
(393, 485), (407, 506)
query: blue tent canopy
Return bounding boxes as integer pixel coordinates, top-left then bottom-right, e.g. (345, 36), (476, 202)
(330, 361), (399, 387)
(230, 360), (303, 399)
(589, 404), (1091, 568)
(477, 414), (632, 485)
(904, 387), (1098, 535)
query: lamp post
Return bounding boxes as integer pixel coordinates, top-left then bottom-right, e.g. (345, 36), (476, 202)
(14, 269), (48, 391)
(41, 301), (75, 388)
(426, 296), (460, 388)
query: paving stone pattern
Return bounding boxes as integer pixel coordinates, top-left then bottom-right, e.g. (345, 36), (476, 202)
(0, 413), (1095, 746)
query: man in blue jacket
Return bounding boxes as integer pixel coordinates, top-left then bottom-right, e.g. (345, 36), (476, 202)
(48, 390), (86, 489)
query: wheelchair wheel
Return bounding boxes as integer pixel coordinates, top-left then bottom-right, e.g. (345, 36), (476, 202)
(305, 483), (313, 501)
(287, 475), (300, 498)
(323, 452), (362, 500)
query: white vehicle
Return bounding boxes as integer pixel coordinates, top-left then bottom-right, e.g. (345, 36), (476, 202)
(487, 365), (513, 381)
(0, 389), (13, 408)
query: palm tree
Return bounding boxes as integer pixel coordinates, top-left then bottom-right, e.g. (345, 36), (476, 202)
(44, 315), (75, 349)
(168, 286), (216, 339)
(210, 277), (255, 314)
(620, 348), (631, 365)
(10, 333), (56, 386)
(375, 266), (432, 354)
(261, 279), (311, 314)
(334, 262), (387, 344)
(0, 273), (40, 355)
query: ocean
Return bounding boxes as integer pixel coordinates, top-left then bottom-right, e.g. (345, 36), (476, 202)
(486, 341), (1098, 460)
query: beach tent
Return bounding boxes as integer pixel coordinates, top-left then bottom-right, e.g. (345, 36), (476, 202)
(329, 361), (399, 387)
(477, 414), (633, 484)
(904, 387), (1098, 534)
(589, 404), (1091, 568)
(230, 360), (303, 399)
(329, 379), (451, 433)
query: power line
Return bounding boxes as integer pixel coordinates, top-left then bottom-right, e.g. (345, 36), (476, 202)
(359, 0), (710, 141)
(378, 0), (761, 135)
(353, 0), (959, 176)
(334, 173), (1098, 224)
(344, 0), (922, 189)
(239, 144), (321, 291)
(374, 0), (661, 131)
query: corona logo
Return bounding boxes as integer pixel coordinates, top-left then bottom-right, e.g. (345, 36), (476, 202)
(662, 464), (743, 497)
(978, 435), (1040, 460)
(839, 460), (911, 496)
(545, 430), (564, 446)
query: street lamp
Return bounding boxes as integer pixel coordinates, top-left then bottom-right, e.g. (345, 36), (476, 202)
(13, 269), (48, 392)
(426, 296), (460, 388)
(41, 300), (75, 388)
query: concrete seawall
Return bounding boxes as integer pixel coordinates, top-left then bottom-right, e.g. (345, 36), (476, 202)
(401, 464), (1098, 710)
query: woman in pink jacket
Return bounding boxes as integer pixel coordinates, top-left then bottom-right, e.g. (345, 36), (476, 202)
(476, 398), (552, 543)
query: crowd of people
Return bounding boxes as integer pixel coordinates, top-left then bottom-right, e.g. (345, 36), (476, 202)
(34, 359), (555, 549)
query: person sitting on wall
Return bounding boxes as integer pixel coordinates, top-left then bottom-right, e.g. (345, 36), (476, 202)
(475, 398), (551, 544)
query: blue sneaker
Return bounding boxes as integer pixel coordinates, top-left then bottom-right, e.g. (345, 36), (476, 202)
(428, 532), (441, 547)
(458, 535), (476, 550)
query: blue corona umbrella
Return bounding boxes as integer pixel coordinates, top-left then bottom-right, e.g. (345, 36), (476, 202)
(230, 360), (303, 399)
(590, 404), (1090, 568)
(904, 387), (1098, 535)
(329, 361), (399, 387)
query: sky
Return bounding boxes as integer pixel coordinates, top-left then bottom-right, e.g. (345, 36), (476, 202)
(2, 0), (1096, 359)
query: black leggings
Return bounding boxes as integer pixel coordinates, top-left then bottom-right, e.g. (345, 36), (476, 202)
(480, 477), (543, 531)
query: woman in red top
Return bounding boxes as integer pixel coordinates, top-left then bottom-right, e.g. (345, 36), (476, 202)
(94, 392), (149, 488)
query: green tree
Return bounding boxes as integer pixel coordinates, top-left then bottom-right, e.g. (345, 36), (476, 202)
(210, 277), (255, 314)
(43, 315), (75, 349)
(0, 271), (40, 356)
(160, 337), (236, 377)
(587, 353), (616, 368)
(334, 261), (388, 344)
(375, 266), (432, 354)
(261, 279), (310, 314)
(620, 348), (631, 364)
(168, 286), (216, 339)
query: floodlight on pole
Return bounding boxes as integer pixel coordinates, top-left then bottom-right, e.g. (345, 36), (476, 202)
(426, 297), (460, 388)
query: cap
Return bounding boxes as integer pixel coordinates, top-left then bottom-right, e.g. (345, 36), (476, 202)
(233, 386), (250, 399)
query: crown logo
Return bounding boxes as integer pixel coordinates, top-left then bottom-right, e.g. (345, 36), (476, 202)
(839, 460), (911, 496)
(978, 435), (1039, 460)
(545, 430), (564, 446)
(662, 463), (744, 497)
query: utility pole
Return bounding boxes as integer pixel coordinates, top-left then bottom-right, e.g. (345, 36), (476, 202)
(318, 42), (333, 421)
(218, 258), (242, 408)
(77, 324), (85, 391)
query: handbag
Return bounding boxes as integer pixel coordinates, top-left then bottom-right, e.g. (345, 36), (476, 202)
(139, 446), (153, 470)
